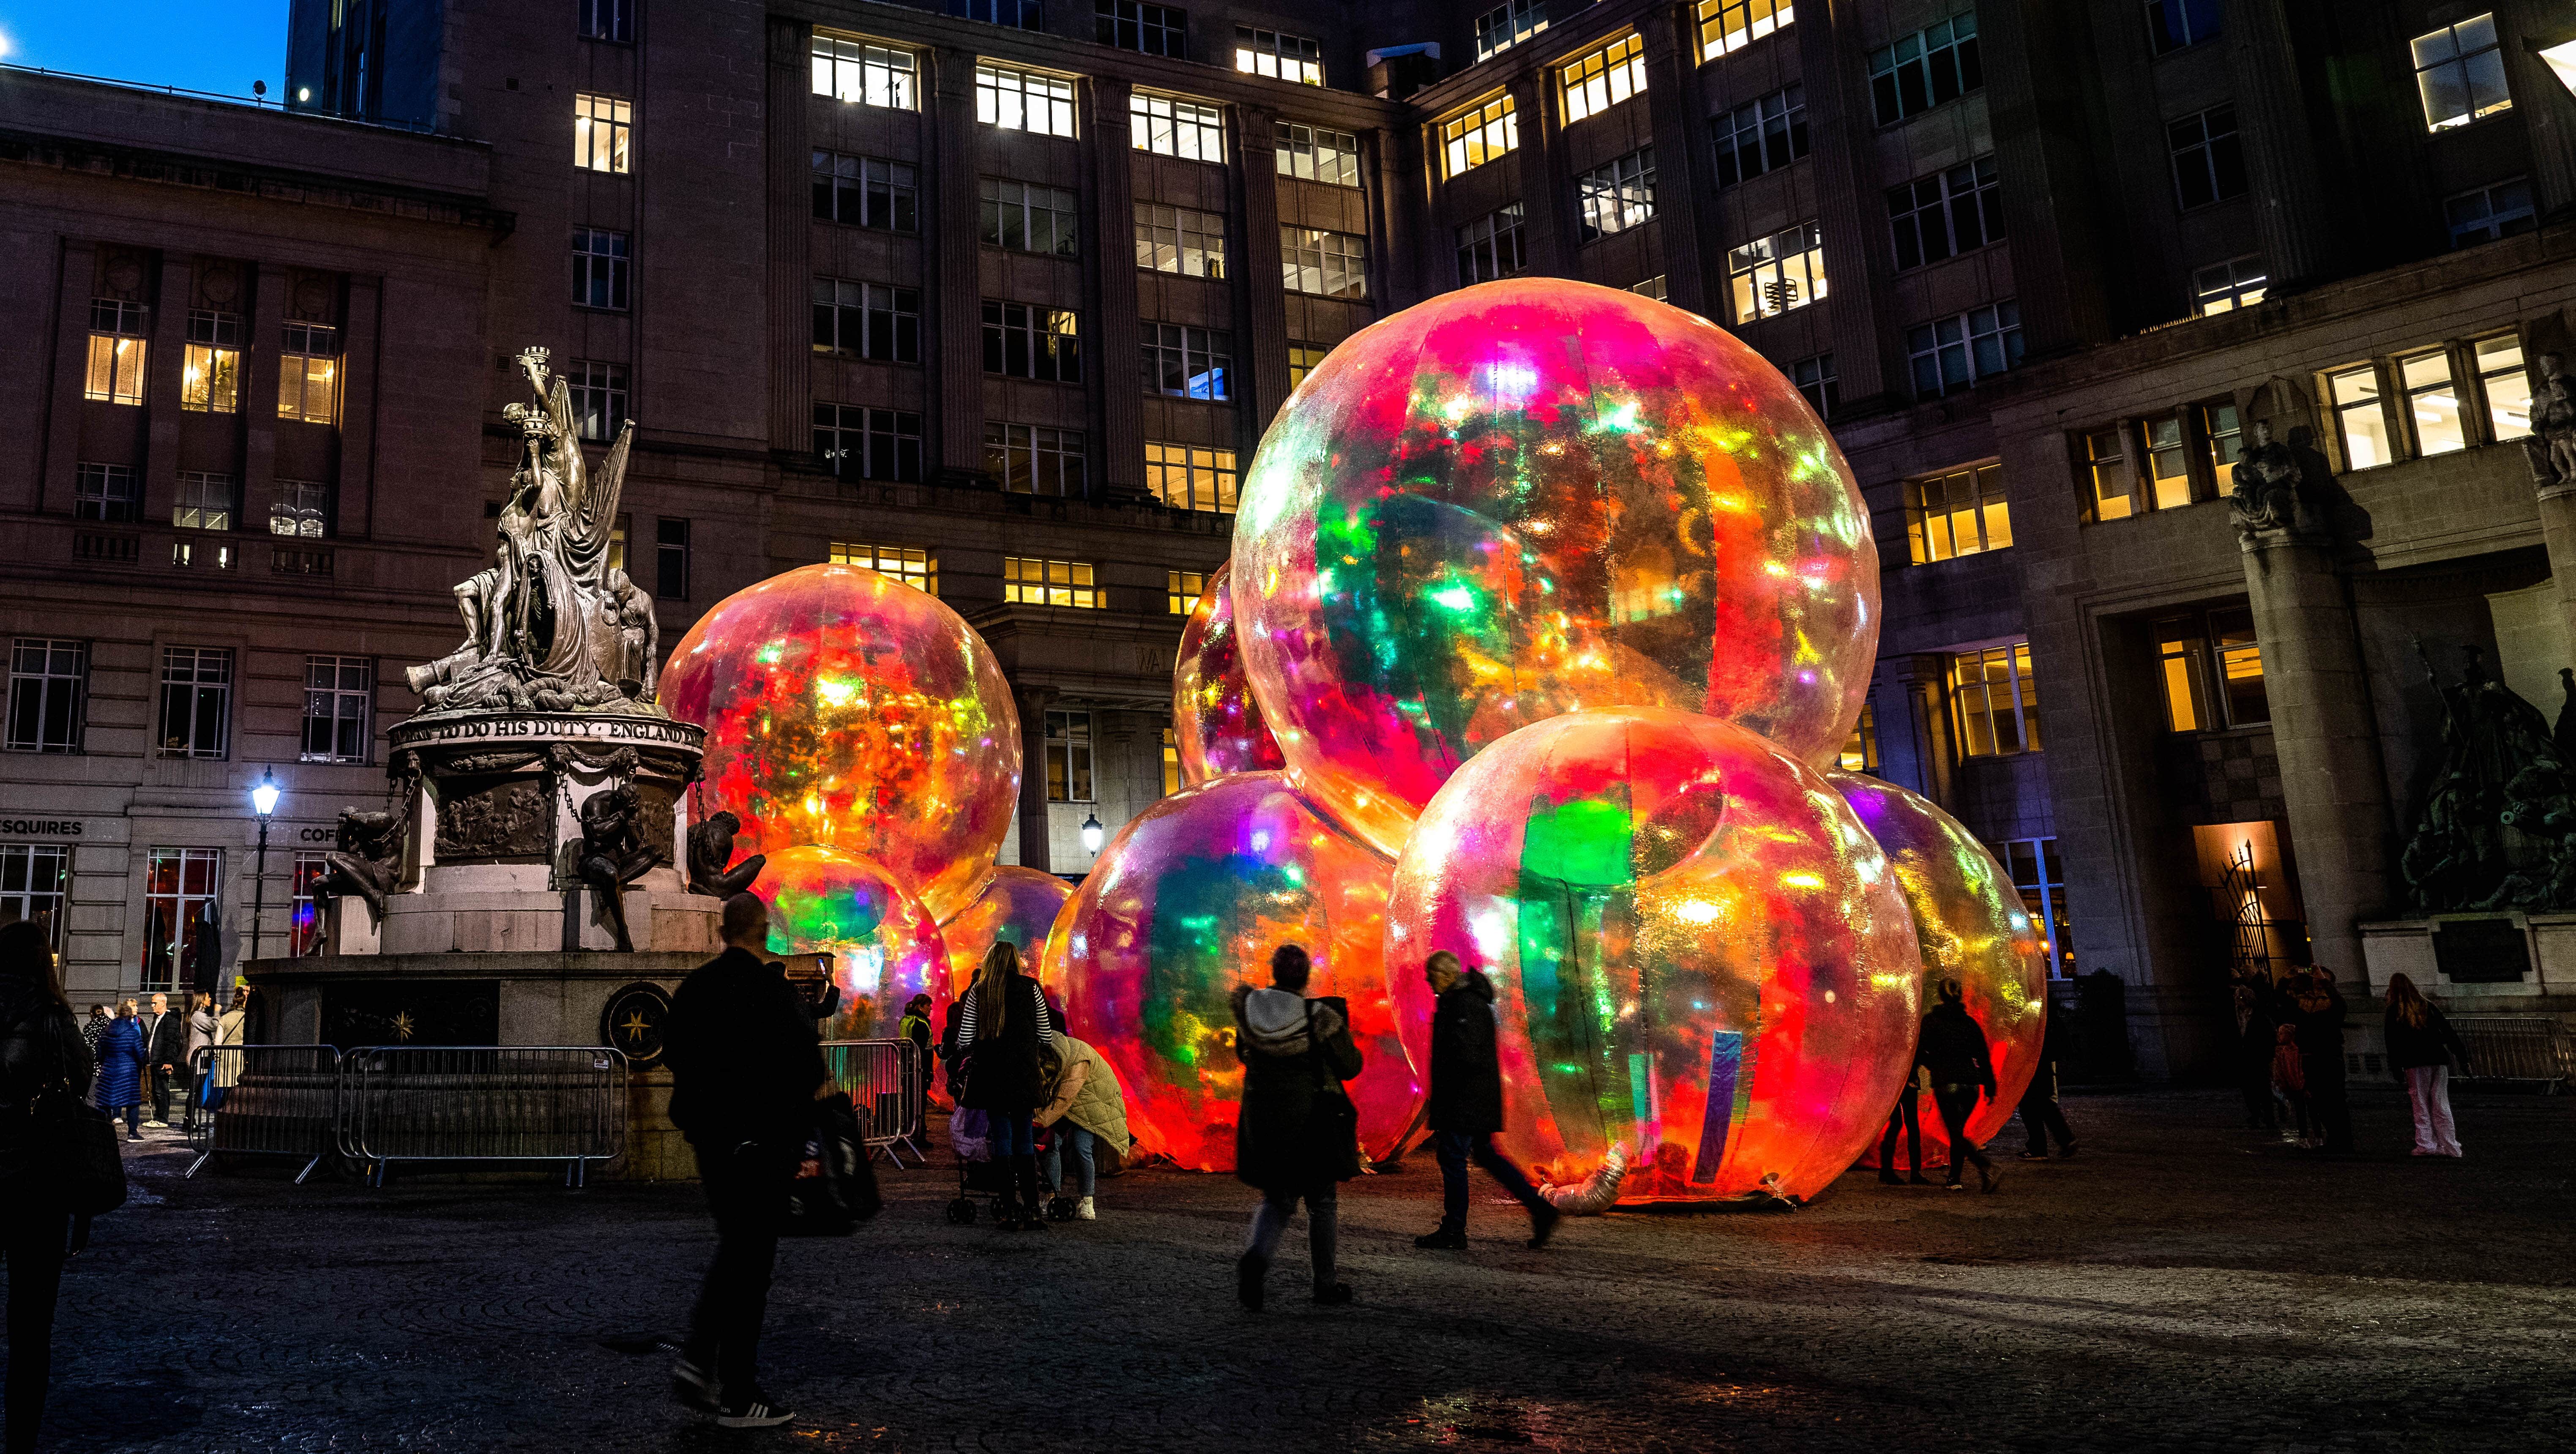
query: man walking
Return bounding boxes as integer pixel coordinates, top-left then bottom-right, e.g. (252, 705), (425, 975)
(1412, 951), (1559, 1251)
(663, 893), (828, 1430)
(139, 992), (186, 1129)
(2013, 1004), (2077, 1161)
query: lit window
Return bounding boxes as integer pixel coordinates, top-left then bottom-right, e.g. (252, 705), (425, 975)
(1141, 325), (1233, 401)
(574, 93), (631, 172)
(1098, 0), (1186, 57)
(2082, 426), (2133, 522)
(2412, 15), (2510, 132)
(1168, 570), (1207, 615)
(2144, 0), (2219, 54)
(1887, 156), (2001, 271)
(1950, 642), (2039, 758)
(976, 63), (1077, 137)
(1712, 85), (1806, 188)
(1162, 725), (1182, 795)
(74, 463), (137, 523)
(1629, 276), (1667, 301)
(2445, 179), (2535, 248)
(814, 404), (923, 483)
(1868, 12), (1979, 126)
(1906, 301), (2021, 398)
(1275, 122), (1361, 187)
(1439, 94), (1518, 179)
(580, 0), (632, 42)
(1475, 0), (1547, 61)
(2474, 333), (2532, 440)
(986, 179), (1082, 256)
(2167, 105), (2245, 210)
(1132, 93), (1226, 161)
(2326, 364), (2390, 470)
(1289, 344), (1329, 390)
(1046, 710), (1095, 800)
(1698, 0), (1792, 62)
(1145, 442), (1239, 513)
(813, 152), (919, 232)
(301, 654), (372, 763)
(271, 479), (331, 537)
(141, 848), (222, 991)
(289, 851), (328, 956)
(6, 640), (87, 755)
(573, 228), (630, 310)
(1905, 463), (2010, 563)
(568, 361), (626, 443)
(1134, 202), (1227, 278)
(278, 322), (341, 425)
(2003, 838), (2074, 976)
(985, 424), (1088, 495)
(85, 299), (148, 405)
(1561, 34), (1647, 126)
(2142, 417), (2192, 509)
(1576, 148), (1655, 242)
(2399, 350), (2467, 457)
(1237, 26), (1322, 85)
(981, 301), (1083, 382)
(2155, 607), (2266, 732)
(1456, 203), (1527, 285)
(0, 844), (70, 951)
(2200, 401), (2243, 477)
(157, 646), (233, 760)
(946, 0), (1043, 27)
(174, 471), (235, 532)
(1006, 558), (1101, 609)
(812, 35), (918, 109)
(1281, 228), (1369, 298)
(811, 279), (921, 363)
(1726, 222), (1826, 323)
(1838, 702), (1878, 773)
(828, 543), (937, 595)
(182, 311), (241, 413)
(1791, 354), (1836, 419)
(2192, 255), (2267, 315)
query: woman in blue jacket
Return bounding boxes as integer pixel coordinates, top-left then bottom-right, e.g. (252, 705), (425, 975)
(93, 1005), (146, 1141)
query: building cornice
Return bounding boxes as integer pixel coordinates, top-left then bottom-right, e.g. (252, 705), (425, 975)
(0, 125), (515, 237)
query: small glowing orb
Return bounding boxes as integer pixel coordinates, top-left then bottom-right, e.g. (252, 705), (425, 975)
(1232, 279), (1878, 855)
(1043, 772), (1426, 1172)
(1832, 770), (2050, 1170)
(1172, 562), (1287, 786)
(661, 563), (1019, 921)
(751, 844), (947, 1043)
(1384, 709), (1918, 1204)
(937, 865), (1075, 993)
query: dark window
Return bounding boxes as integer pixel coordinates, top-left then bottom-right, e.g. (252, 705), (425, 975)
(811, 152), (918, 232)
(811, 279), (921, 362)
(0, 844), (69, 950)
(986, 427), (1088, 496)
(573, 227), (631, 310)
(300, 654), (372, 763)
(579, 0), (632, 41)
(157, 646), (232, 760)
(1888, 156), (2003, 271)
(1575, 147), (1656, 243)
(814, 404), (924, 482)
(983, 178), (1081, 255)
(1790, 354), (1837, 420)
(1096, 0), (1186, 56)
(1869, 12), (1981, 126)
(5, 639), (86, 754)
(74, 462), (138, 523)
(1045, 709), (1095, 800)
(568, 361), (627, 443)
(981, 302), (1084, 383)
(1711, 85), (1806, 188)
(2143, 0), (2219, 55)
(1140, 323), (1233, 400)
(655, 518), (689, 601)
(1906, 301), (2023, 399)
(1456, 204), (1526, 285)
(2168, 106), (2245, 211)
(946, 0), (1044, 27)
(2446, 179), (2535, 247)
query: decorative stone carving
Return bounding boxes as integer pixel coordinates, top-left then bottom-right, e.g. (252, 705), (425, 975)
(576, 777), (663, 952)
(2400, 641), (2576, 912)
(2228, 419), (2308, 534)
(317, 807), (405, 917)
(687, 810), (766, 897)
(434, 778), (552, 861)
(2524, 352), (2576, 489)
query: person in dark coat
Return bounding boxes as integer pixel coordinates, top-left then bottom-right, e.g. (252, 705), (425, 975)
(2233, 970), (2282, 1130)
(2289, 970), (2352, 1153)
(1, 918), (94, 1454)
(897, 992), (934, 1141)
(1877, 1070), (1931, 1185)
(1231, 944), (1362, 1310)
(2013, 1004), (2077, 1160)
(662, 894), (828, 1430)
(2384, 972), (2467, 1156)
(93, 1006), (145, 1141)
(139, 992), (186, 1128)
(1917, 978), (2001, 1192)
(1413, 951), (1559, 1250)
(952, 940), (1057, 1231)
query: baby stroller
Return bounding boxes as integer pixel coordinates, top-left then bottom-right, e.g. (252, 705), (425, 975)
(942, 1108), (1017, 1225)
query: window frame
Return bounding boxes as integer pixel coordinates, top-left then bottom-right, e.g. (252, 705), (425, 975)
(812, 35), (921, 109)
(1145, 442), (1240, 513)
(2143, 0), (2220, 56)
(1575, 147), (1657, 243)
(74, 462), (138, 523)
(2324, 361), (2394, 472)
(579, 0), (634, 43)
(1726, 221), (1827, 323)
(2411, 15), (2512, 133)
(2191, 255), (2267, 316)
(2398, 347), (2469, 459)
(300, 653), (373, 764)
(1168, 569), (1208, 615)
(812, 151), (920, 233)
(2166, 104), (2246, 212)
(1045, 709), (1097, 801)
(572, 227), (631, 312)
(2472, 332), (2532, 443)
(182, 309), (242, 414)
(1275, 122), (1362, 187)
(1905, 301), (2022, 399)
(1904, 462), (2011, 564)
(1097, 0), (1187, 58)
(655, 517), (690, 601)
(573, 92), (633, 173)
(1006, 557), (1102, 609)
(0, 843), (71, 951)
(1790, 354), (1837, 420)
(2154, 606), (2268, 733)
(985, 424), (1090, 496)
(1868, 12), (1981, 127)
(85, 299), (148, 406)
(2444, 178), (2535, 248)
(984, 177), (1082, 257)
(141, 847), (223, 992)
(1697, 0), (1793, 63)
(1711, 84), (1807, 189)
(1949, 641), (2041, 759)
(1456, 203), (1527, 286)
(1131, 92), (1226, 162)
(1475, 0), (1548, 62)
(156, 645), (234, 761)
(975, 62), (1078, 137)
(5, 639), (87, 755)
(811, 279), (922, 364)
(1886, 156), (2002, 271)
(1140, 324), (1235, 402)
(1438, 94), (1519, 180)
(1560, 33), (1647, 127)
(814, 403), (925, 484)
(1281, 227), (1369, 299)
(277, 321), (341, 426)
(1134, 202), (1227, 279)
(980, 301), (1084, 383)
(827, 542), (938, 595)
(1236, 26), (1323, 85)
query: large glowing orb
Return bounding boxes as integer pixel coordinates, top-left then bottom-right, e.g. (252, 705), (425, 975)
(1043, 771), (1425, 1171)
(1231, 279), (1878, 856)
(1384, 709), (1918, 1204)
(938, 865), (1075, 993)
(1172, 563), (1286, 787)
(1832, 770), (2049, 1168)
(660, 563), (1018, 921)
(752, 844), (948, 1043)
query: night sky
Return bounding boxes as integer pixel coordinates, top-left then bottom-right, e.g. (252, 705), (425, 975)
(1, 1), (287, 104)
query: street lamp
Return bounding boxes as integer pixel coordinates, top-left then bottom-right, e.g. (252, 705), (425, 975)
(1080, 812), (1104, 856)
(249, 767), (279, 969)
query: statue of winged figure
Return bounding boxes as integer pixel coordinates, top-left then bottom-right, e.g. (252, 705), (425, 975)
(409, 347), (645, 713)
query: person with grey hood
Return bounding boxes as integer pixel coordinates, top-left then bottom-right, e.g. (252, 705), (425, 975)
(1229, 944), (1361, 1312)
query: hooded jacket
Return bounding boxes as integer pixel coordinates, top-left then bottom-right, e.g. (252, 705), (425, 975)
(1916, 1001), (1996, 1094)
(1230, 983), (1362, 1192)
(1426, 969), (1507, 1134)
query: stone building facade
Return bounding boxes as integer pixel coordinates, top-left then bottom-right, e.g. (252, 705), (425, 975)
(5, 0), (2576, 1072)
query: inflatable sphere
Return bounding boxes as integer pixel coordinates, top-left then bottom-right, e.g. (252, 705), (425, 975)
(1385, 709), (1919, 1204)
(1232, 278), (1878, 856)
(1043, 771), (1425, 1171)
(1172, 563), (1287, 787)
(751, 844), (948, 1043)
(937, 865), (1076, 993)
(1831, 770), (2050, 1170)
(661, 563), (1018, 921)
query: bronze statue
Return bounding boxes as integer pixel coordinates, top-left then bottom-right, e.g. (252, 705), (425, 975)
(2525, 352), (2576, 488)
(576, 782), (662, 951)
(2401, 641), (2576, 912)
(686, 810), (765, 897)
(316, 806), (405, 917)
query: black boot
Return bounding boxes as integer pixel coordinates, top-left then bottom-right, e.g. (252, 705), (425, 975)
(1013, 1154), (1048, 1231)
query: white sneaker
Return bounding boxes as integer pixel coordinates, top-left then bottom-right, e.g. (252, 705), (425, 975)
(142, 1120), (169, 1129)
(1075, 1196), (1096, 1220)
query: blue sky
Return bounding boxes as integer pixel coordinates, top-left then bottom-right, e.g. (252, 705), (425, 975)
(0, 1), (287, 102)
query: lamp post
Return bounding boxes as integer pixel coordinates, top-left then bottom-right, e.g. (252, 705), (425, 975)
(249, 767), (280, 971)
(1079, 812), (1104, 857)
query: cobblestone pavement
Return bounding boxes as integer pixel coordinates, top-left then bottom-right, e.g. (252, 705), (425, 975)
(25, 1088), (2576, 1454)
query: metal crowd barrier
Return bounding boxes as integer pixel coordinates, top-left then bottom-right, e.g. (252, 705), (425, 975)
(2451, 1017), (2573, 1093)
(186, 1045), (344, 1182)
(819, 1039), (925, 1166)
(338, 1046), (628, 1187)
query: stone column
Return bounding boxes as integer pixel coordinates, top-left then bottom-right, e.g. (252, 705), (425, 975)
(2223, 0), (2336, 292)
(2238, 524), (2391, 992)
(1230, 101), (1294, 435)
(1084, 77), (1145, 499)
(141, 253), (194, 529)
(1887, 653), (1958, 810)
(765, 18), (815, 465)
(2536, 470), (2576, 645)
(1793, 2), (1898, 407)
(929, 47), (986, 484)
(1016, 685), (1058, 872)
(1506, 72), (1572, 279)
(1638, 9), (1715, 319)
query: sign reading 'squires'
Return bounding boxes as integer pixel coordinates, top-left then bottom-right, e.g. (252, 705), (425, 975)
(0, 818), (85, 836)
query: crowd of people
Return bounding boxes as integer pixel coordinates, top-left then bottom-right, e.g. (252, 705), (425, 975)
(79, 988), (254, 1141)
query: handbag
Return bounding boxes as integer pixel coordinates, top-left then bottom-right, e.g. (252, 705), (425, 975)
(6, 1006), (125, 1218)
(1301, 1001), (1362, 1181)
(779, 1092), (880, 1238)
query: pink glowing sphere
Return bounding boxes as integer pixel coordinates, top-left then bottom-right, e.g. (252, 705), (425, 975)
(1832, 770), (2049, 1169)
(1231, 278), (1878, 856)
(661, 563), (1019, 921)
(1042, 771), (1426, 1171)
(751, 844), (948, 1043)
(937, 865), (1076, 993)
(1385, 709), (1919, 1204)
(1172, 563), (1286, 787)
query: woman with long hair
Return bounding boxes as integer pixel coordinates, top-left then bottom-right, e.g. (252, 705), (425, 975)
(94, 1000), (145, 1143)
(2383, 972), (2469, 1157)
(951, 940), (1057, 1230)
(1, 918), (94, 1453)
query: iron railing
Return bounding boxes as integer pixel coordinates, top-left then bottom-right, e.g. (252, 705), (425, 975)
(818, 1039), (926, 1165)
(338, 1046), (628, 1186)
(185, 1045), (342, 1182)
(2451, 1016), (2573, 1092)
